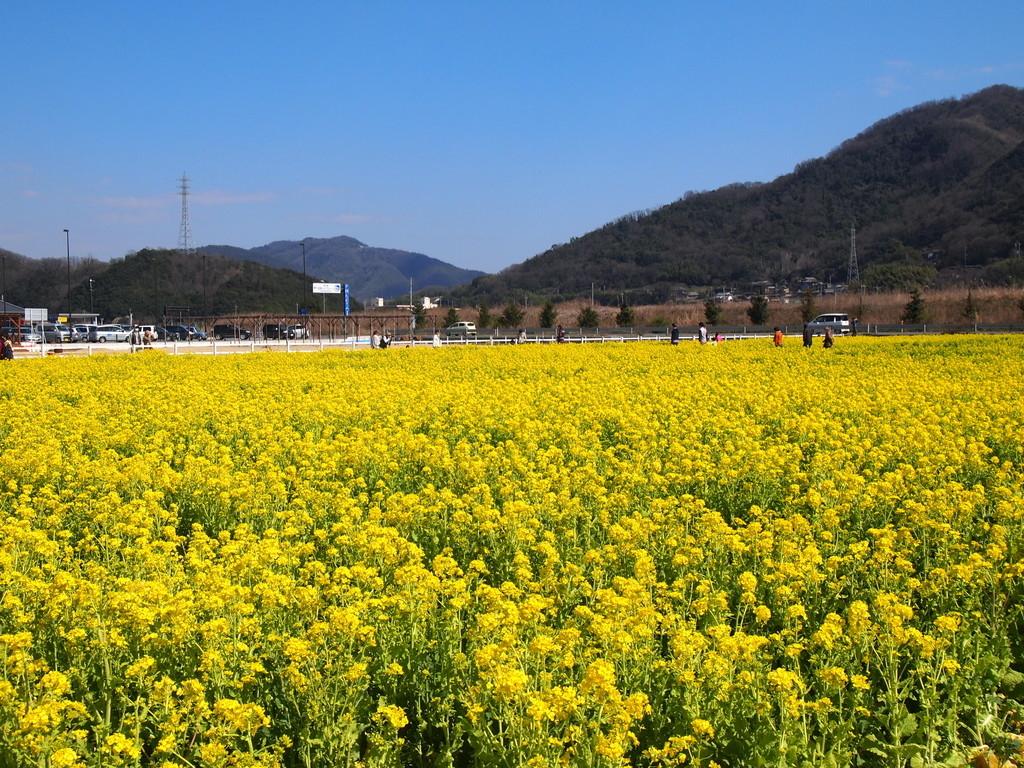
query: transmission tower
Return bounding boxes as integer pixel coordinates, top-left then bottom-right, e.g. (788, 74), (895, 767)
(847, 223), (860, 286)
(178, 173), (194, 256)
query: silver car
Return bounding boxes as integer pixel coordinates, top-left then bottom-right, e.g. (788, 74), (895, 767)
(805, 313), (850, 335)
(90, 324), (130, 343)
(41, 322), (72, 343)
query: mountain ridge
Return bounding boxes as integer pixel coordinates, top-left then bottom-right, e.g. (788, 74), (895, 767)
(200, 235), (485, 300)
(456, 84), (1024, 304)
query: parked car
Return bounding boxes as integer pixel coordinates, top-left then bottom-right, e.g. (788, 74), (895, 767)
(162, 324), (201, 341)
(72, 324), (93, 342)
(262, 323), (294, 340)
(288, 324), (308, 340)
(186, 325), (207, 340)
(445, 321), (477, 337)
(91, 324), (130, 343)
(805, 313), (851, 335)
(41, 322), (72, 343)
(1, 324), (42, 343)
(212, 324), (252, 341)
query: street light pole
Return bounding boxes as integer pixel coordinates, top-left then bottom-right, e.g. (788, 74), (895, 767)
(63, 229), (71, 323)
(88, 278), (95, 317)
(301, 241), (307, 310)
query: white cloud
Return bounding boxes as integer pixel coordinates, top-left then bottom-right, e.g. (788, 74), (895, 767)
(874, 74), (900, 97)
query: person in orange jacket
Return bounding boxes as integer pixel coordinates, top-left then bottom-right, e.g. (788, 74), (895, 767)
(773, 327), (784, 347)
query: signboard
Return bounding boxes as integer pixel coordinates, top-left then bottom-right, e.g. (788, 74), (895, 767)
(343, 284), (350, 316)
(24, 308), (47, 322)
(312, 282), (342, 294)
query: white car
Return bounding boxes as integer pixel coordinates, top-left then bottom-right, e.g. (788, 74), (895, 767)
(91, 324), (130, 343)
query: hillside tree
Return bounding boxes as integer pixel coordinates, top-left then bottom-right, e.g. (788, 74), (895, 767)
(444, 307), (460, 327)
(901, 290), (926, 324)
(747, 296), (769, 325)
(412, 302), (427, 330)
(577, 306), (600, 328)
(615, 304), (634, 327)
(800, 290), (817, 323)
(539, 301), (557, 328)
(499, 302), (524, 327)
(477, 303), (493, 329)
(704, 299), (721, 325)
(962, 289), (979, 323)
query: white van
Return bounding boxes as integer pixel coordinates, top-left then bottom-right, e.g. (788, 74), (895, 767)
(445, 321), (477, 338)
(806, 313), (851, 335)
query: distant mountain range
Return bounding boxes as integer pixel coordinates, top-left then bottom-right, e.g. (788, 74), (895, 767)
(0, 247), (328, 321)
(458, 84), (1024, 304)
(200, 236), (485, 300)
(0, 235), (485, 320)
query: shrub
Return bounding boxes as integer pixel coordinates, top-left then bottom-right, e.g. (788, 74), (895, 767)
(901, 290), (926, 324)
(539, 301), (557, 329)
(577, 306), (600, 328)
(800, 290), (817, 323)
(747, 296), (769, 325)
(499, 302), (524, 328)
(477, 303), (493, 329)
(704, 300), (722, 325)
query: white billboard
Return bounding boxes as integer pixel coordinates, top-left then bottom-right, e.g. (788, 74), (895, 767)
(312, 282), (342, 294)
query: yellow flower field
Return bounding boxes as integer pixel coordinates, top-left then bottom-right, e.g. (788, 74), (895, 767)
(1, 337), (1022, 767)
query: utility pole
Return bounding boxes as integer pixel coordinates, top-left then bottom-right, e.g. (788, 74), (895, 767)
(300, 240), (307, 310)
(848, 223), (860, 286)
(63, 229), (71, 322)
(178, 174), (193, 256)
(88, 278), (94, 316)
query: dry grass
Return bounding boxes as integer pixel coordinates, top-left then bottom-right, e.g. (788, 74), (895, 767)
(428, 288), (1024, 328)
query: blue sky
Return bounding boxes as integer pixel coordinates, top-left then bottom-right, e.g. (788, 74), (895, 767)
(2, 1), (1022, 274)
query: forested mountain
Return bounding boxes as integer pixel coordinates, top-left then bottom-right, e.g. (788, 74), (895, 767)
(0, 248), (327, 321)
(201, 236), (485, 300)
(457, 85), (1024, 304)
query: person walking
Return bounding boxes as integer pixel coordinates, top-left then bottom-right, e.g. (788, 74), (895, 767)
(773, 327), (784, 347)
(670, 323), (680, 345)
(823, 327), (834, 349)
(802, 323), (813, 348)
(432, 330), (441, 348)
(556, 324), (566, 343)
(698, 322), (708, 344)
(370, 330), (381, 349)
(0, 335), (13, 361)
